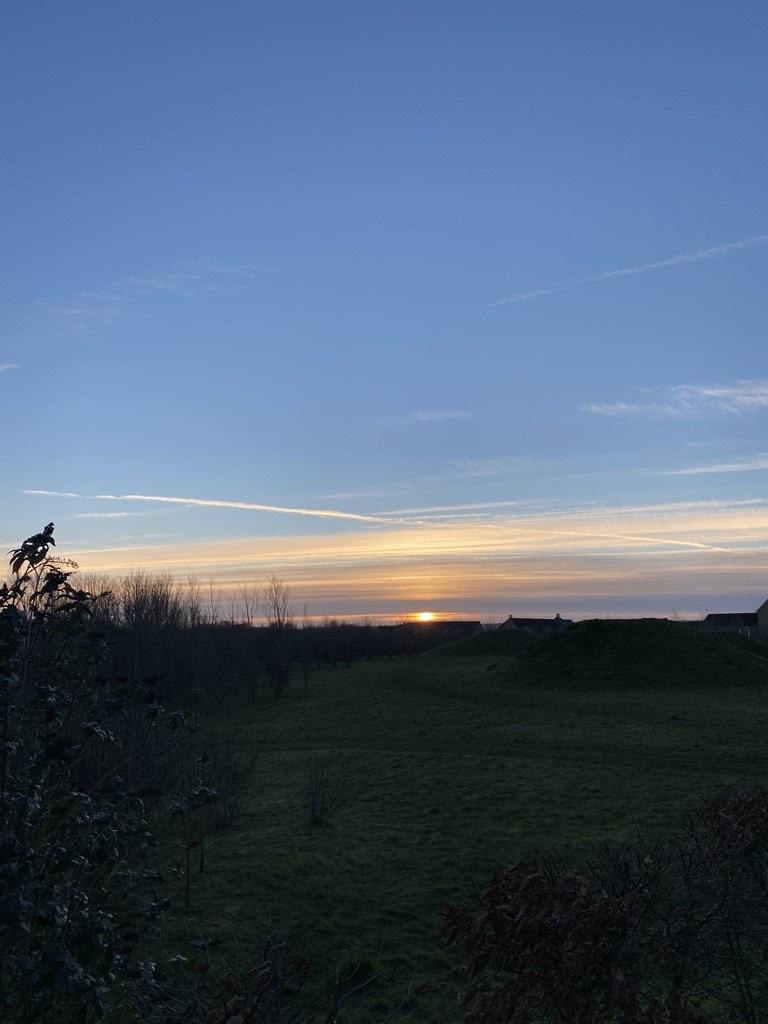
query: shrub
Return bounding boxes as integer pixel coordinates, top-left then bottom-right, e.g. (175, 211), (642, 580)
(0, 525), (170, 1022)
(443, 786), (768, 1024)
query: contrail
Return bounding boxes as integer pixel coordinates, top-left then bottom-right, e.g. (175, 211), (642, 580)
(488, 232), (768, 307)
(22, 490), (406, 526)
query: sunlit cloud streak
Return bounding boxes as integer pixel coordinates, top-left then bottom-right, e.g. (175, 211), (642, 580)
(22, 489), (410, 526)
(489, 233), (768, 307)
(379, 496), (768, 521)
(375, 499), (536, 516)
(74, 511), (150, 519)
(45, 497), (768, 620)
(24, 490), (82, 498)
(0, 363), (18, 373)
(26, 490), (768, 533)
(583, 378), (768, 419)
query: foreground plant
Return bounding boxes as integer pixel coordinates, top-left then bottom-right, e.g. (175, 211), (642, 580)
(0, 524), (168, 1022)
(443, 786), (768, 1023)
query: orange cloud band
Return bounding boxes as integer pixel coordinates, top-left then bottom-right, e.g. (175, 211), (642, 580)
(61, 502), (768, 619)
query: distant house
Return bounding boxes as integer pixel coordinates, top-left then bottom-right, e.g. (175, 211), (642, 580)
(498, 613), (572, 636)
(702, 598), (768, 636)
(386, 619), (482, 654)
(386, 620), (483, 642)
(422, 620), (483, 642)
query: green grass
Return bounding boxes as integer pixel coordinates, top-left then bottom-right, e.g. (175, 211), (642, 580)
(169, 630), (768, 1021)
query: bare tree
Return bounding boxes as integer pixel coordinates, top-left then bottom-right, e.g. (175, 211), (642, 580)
(261, 576), (293, 699)
(117, 571), (184, 631)
(261, 575), (293, 632)
(205, 578), (219, 625)
(240, 581), (260, 627)
(74, 571), (119, 625)
(185, 576), (203, 628)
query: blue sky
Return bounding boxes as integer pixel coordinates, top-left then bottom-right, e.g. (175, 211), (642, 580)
(2, 2), (767, 619)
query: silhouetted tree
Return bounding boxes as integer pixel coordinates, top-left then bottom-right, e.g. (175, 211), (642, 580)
(261, 575), (293, 632)
(0, 525), (170, 1022)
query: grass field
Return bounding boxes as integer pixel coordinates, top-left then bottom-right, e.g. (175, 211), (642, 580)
(170, 624), (768, 1021)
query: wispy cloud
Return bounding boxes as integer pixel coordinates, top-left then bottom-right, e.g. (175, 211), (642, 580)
(582, 401), (650, 417)
(413, 409), (469, 422)
(24, 490), (82, 498)
(374, 498), (540, 517)
(316, 457), (534, 501)
(583, 379), (768, 419)
(489, 233), (768, 307)
(440, 456), (530, 478)
(22, 490), (407, 526)
(29, 487), (762, 553)
(314, 487), (400, 500)
(205, 263), (275, 278)
(116, 262), (274, 297)
(74, 511), (150, 519)
(379, 408), (470, 427)
(0, 363), (18, 373)
(659, 454), (768, 476)
(381, 496), (768, 521)
(37, 260), (276, 332)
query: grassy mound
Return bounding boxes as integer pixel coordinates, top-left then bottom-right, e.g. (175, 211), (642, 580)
(429, 626), (540, 657)
(517, 618), (768, 688)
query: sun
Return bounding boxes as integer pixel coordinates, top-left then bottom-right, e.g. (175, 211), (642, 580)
(415, 611), (436, 622)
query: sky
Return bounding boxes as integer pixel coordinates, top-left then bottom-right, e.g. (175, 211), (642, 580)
(1, 1), (767, 621)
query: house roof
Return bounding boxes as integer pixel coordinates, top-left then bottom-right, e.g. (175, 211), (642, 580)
(502, 615), (573, 628)
(703, 612), (759, 626)
(388, 620), (482, 630)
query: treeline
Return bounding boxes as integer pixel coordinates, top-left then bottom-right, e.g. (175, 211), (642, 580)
(77, 570), (452, 703)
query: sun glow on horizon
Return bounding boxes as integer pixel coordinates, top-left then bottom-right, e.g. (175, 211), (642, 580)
(42, 495), (768, 621)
